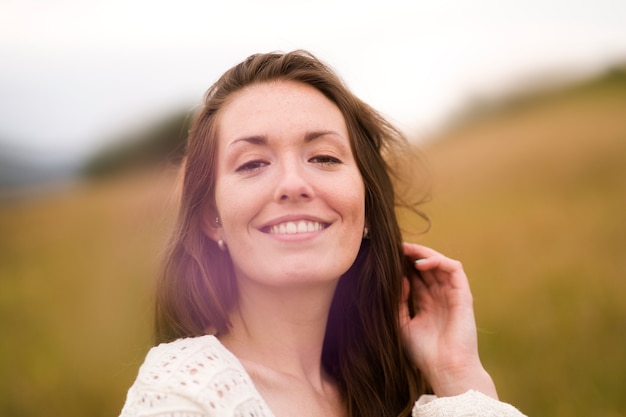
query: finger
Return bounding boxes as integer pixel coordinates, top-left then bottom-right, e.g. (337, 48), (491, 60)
(404, 243), (440, 287)
(422, 257), (471, 292)
(404, 244), (453, 276)
(413, 261), (438, 288)
(403, 242), (470, 289)
(405, 243), (461, 275)
(405, 245), (470, 290)
(414, 255), (459, 274)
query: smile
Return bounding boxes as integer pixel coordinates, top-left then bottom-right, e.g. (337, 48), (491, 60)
(267, 220), (327, 235)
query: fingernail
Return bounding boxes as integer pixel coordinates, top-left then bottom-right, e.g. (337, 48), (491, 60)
(414, 258), (427, 265)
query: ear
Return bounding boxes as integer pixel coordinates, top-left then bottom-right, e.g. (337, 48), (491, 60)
(200, 210), (221, 242)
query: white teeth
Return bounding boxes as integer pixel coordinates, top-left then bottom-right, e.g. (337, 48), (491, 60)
(269, 221), (324, 234)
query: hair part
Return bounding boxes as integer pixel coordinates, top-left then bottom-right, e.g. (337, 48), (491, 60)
(155, 50), (431, 417)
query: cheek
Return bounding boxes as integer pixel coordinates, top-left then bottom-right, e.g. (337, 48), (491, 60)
(215, 191), (240, 224)
(214, 179), (241, 228)
(337, 174), (366, 225)
(214, 177), (265, 235)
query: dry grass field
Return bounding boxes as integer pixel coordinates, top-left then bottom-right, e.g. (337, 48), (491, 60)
(0, 171), (178, 417)
(0, 71), (624, 417)
(414, 73), (626, 416)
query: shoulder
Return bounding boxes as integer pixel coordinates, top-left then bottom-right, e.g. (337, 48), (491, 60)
(119, 335), (273, 417)
(138, 335), (241, 384)
(413, 390), (527, 417)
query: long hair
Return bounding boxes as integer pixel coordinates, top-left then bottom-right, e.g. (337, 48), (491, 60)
(155, 50), (430, 417)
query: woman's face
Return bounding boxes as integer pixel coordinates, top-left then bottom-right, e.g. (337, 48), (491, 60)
(209, 81), (365, 289)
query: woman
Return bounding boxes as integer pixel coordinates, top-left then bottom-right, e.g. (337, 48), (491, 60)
(119, 50), (525, 417)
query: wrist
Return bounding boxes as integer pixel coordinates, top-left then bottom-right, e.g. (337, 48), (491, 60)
(426, 362), (498, 400)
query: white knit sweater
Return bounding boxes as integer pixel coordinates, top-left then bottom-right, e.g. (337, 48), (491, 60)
(119, 335), (526, 417)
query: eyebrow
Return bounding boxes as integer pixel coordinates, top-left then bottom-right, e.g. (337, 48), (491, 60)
(227, 130), (345, 149)
(227, 135), (267, 149)
(304, 130), (343, 143)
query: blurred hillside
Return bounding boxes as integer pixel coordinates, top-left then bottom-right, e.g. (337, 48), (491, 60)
(0, 66), (625, 417)
(0, 144), (78, 197)
(416, 66), (626, 416)
(81, 110), (192, 177)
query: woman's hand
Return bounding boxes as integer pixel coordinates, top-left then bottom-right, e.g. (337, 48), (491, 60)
(400, 243), (498, 399)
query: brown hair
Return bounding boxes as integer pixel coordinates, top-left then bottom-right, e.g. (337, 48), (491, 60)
(155, 50), (430, 417)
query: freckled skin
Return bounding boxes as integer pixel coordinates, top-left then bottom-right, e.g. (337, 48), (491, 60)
(211, 81), (365, 289)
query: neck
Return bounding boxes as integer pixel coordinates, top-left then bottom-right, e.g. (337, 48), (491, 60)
(219, 279), (338, 385)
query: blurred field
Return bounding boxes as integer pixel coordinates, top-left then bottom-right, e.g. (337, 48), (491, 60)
(0, 70), (625, 417)
(414, 72), (626, 416)
(0, 171), (178, 417)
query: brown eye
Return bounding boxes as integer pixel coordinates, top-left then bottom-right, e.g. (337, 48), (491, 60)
(236, 160), (269, 172)
(309, 155), (342, 166)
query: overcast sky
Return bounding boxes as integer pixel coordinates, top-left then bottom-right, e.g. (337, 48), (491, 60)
(1, 0), (626, 162)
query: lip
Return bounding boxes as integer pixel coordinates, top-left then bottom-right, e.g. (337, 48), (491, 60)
(258, 214), (332, 235)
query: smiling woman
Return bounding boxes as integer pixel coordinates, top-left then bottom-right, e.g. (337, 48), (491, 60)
(118, 50), (527, 417)
(208, 81), (365, 289)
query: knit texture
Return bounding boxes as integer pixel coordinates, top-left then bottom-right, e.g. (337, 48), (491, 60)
(413, 390), (526, 417)
(119, 335), (526, 417)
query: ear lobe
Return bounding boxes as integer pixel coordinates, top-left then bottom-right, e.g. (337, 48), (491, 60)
(200, 212), (221, 241)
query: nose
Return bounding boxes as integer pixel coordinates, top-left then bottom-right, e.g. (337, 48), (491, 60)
(273, 158), (314, 202)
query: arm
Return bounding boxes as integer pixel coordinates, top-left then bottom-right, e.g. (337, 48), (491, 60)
(119, 388), (206, 417)
(399, 243), (497, 398)
(400, 244), (527, 416)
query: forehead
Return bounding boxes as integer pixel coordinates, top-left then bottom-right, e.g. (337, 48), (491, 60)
(216, 81), (349, 141)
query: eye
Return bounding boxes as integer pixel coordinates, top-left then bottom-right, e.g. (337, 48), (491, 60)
(235, 159), (269, 172)
(309, 155), (343, 166)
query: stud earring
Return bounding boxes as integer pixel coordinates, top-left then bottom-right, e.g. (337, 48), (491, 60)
(363, 226), (369, 239)
(215, 217), (221, 226)
(217, 239), (227, 251)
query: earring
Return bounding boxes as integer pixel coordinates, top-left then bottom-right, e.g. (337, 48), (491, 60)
(217, 239), (227, 251)
(215, 216), (221, 226)
(363, 226), (369, 239)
